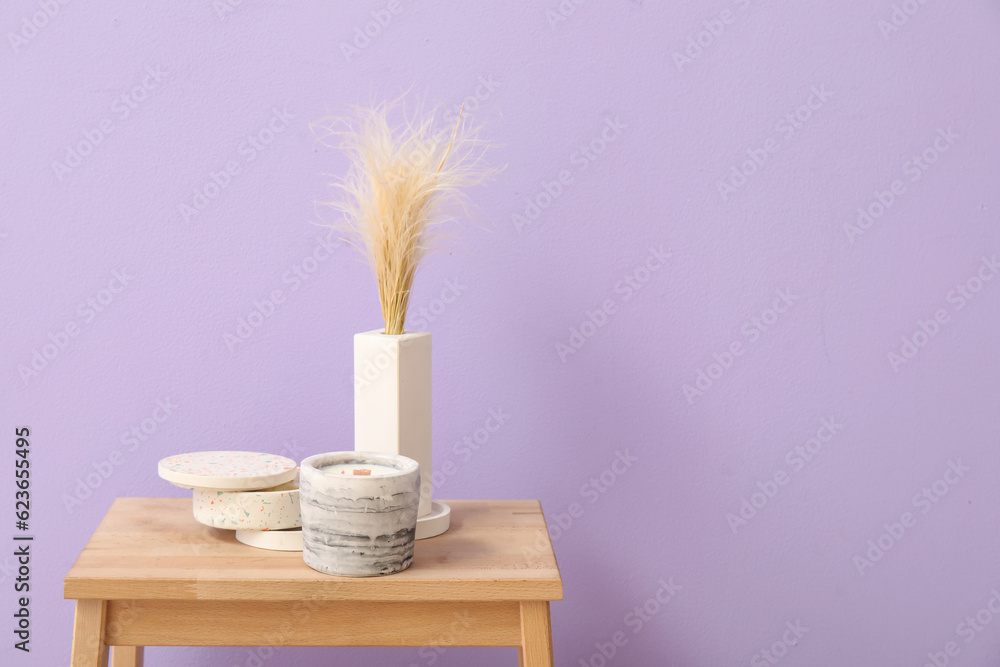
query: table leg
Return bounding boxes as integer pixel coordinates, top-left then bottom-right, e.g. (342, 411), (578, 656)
(518, 601), (553, 667)
(71, 599), (108, 667)
(110, 646), (144, 667)
(518, 646), (526, 666)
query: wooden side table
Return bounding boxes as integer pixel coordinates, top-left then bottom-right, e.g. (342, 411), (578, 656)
(64, 498), (562, 667)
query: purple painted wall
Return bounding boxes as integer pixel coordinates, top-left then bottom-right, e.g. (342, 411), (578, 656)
(3, 1), (1000, 665)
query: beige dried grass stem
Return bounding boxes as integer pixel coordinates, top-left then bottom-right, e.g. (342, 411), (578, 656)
(313, 100), (494, 335)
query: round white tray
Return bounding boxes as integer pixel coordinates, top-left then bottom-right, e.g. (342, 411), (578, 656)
(158, 451), (298, 491)
(236, 528), (303, 551)
(193, 473), (300, 531)
(415, 501), (451, 540)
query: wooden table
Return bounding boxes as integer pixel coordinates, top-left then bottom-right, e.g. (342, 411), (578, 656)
(64, 498), (562, 667)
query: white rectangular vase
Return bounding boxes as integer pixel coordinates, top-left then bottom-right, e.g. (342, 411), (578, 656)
(354, 330), (432, 518)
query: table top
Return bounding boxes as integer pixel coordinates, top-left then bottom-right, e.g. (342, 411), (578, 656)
(64, 498), (562, 602)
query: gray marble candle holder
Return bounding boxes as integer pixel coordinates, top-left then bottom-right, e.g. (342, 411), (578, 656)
(299, 451), (421, 577)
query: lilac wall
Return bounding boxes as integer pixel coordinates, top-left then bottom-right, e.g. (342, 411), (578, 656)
(3, 1), (1000, 665)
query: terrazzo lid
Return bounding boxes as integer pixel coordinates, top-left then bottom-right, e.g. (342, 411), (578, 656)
(158, 451), (298, 490)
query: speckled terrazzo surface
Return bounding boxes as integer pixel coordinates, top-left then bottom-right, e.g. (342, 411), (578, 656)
(193, 474), (301, 530)
(158, 451), (298, 490)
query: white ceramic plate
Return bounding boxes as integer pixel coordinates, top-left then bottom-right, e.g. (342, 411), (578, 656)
(193, 472), (301, 531)
(158, 451), (298, 491)
(415, 501), (450, 540)
(235, 528), (303, 551)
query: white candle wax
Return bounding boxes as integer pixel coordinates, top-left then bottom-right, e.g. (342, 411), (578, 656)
(322, 463), (400, 477)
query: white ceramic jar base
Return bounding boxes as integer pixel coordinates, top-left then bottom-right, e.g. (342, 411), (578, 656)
(415, 501), (450, 540)
(236, 528), (303, 551)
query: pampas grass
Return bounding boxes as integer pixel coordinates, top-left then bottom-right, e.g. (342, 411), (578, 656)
(312, 100), (495, 335)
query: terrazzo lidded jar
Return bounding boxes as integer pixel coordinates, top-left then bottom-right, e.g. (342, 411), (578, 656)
(299, 451), (420, 577)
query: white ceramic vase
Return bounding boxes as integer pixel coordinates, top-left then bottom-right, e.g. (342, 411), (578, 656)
(354, 330), (433, 518)
(299, 451), (420, 577)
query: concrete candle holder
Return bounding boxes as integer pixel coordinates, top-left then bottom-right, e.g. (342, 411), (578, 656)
(299, 451), (420, 577)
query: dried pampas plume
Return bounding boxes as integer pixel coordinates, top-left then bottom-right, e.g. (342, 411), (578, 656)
(312, 100), (495, 335)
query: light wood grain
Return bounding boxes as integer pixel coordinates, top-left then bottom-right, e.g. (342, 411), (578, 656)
(110, 646), (143, 667)
(105, 599), (521, 647)
(65, 498), (562, 662)
(519, 601), (554, 667)
(71, 599), (108, 667)
(65, 498), (562, 602)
